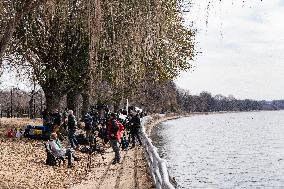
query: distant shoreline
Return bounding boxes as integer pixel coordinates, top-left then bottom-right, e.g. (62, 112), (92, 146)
(146, 109), (283, 135)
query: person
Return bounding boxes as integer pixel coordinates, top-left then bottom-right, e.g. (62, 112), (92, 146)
(57, 108), (68, 138)
(62, 108), (68, 130)
(84, 112), (93, 142)
(129, 111), (142, 148)
(42, 109), (49, 126)
(48, 132), (80, 168)
(120, 132), (128, 151)
(107, 113), (124, 164)
(67, 110), (79, 149)
(51, 109), (61, 133)
(99, 124), (108, 144)
(90, 110), (99, 129)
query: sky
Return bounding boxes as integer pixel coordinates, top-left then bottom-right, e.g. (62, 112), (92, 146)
(0, 64), (33, 91)
(175, 0), (284, 100)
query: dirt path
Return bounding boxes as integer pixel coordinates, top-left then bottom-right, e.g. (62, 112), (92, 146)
(72, 146), (153, 189)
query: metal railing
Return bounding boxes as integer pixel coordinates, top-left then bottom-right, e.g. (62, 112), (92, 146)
(140, 116), (177, 189)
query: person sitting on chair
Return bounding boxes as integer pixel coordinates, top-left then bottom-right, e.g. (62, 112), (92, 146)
(48, 132), (80, 168)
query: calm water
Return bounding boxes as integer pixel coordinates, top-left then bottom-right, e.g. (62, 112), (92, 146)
(151, 111), (284, 189)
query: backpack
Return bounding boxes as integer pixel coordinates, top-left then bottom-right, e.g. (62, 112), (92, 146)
(120, 135), (128, 150)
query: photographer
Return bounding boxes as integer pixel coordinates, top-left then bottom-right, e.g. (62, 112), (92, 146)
(50, 109), (61, 133)
(129, 111), (142, 148)
(84, 112), (93, 141)
(107, 113), (124, 164)
(67, 110), (79, 149)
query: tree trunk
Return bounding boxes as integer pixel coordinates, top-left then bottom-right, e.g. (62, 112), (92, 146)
(42, 87), (62, 131)
(113, 93), (122, 113)
(81, 89), (90, 118)
(44, 89), (62, 113)
(67, 90), (80, 117)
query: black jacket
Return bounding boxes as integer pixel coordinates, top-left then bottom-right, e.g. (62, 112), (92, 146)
(51, 113), (61, 126)
(68, 115), (77, 130)
(129, 115), (141, 132)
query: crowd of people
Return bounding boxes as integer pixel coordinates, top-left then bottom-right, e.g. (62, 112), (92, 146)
(43, 106), (146, 168)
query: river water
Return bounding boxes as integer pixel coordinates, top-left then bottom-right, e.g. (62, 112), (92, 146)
(151, 111), (284, 189)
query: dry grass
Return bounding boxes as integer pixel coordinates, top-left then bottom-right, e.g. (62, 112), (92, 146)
(0, 118), (92, 189)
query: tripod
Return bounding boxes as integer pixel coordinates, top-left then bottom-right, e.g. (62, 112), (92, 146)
(86, 131), (106, 171)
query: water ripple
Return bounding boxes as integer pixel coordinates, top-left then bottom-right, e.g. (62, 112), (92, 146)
(151, 111), (284, 189)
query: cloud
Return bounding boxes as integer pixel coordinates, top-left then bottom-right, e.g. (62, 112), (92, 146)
(176, 0), (284, 100)
(278, 0), (284, 7)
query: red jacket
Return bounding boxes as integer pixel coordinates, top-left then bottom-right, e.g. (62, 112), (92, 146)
(107, 119), (124, 141)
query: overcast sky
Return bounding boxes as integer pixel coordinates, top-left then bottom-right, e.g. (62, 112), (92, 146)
(175, 0), (284, 100)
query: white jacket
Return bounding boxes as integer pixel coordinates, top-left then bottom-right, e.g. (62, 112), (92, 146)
(48, 139), (66, 157)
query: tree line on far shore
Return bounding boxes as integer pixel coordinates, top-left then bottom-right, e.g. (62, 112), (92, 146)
(177, 90), (284, 113)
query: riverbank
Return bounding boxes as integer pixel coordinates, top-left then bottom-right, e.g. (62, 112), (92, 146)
(0, 118), (153, 189)
(0, 114), (188, 189)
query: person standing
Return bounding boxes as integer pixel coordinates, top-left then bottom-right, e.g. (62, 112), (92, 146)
(62, 108), (68, 130)
(129, 112), (142, 148)
(42, 109), (49, 126)
(107, 113), (124, 164)
(84, 112), (93, 142)
(51, 109), (61, 132)
(67, 110), (79, 149)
